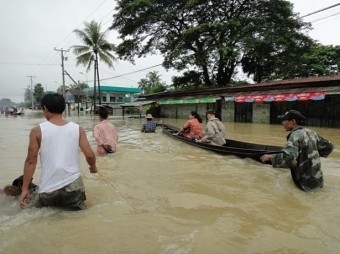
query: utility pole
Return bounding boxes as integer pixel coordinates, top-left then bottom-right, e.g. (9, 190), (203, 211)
(27, 75), (36, 110)
(80, 72), (89, 110)
(54, 48), (69, 97)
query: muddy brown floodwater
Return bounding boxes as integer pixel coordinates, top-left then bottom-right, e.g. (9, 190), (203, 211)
(1, 110), (340, 254)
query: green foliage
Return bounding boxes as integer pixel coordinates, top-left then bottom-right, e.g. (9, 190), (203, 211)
(56, 85), (69, 95)
(24, 85), (33, 107)
(72, 20), (116, 71)
(34, 83), (45, 105)
(72, 20), (117, 105)
(112, 0), (312, 88)
(172, 71), (204, 90)
(291, 44), (340, 77)
(70, 82), (89, 91)
(240, 0), (313, 82)
(138, 71), (168, 94)
(0, 98), (14, 106)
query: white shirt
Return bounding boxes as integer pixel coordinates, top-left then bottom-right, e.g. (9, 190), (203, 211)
(38, 121), (81, 193)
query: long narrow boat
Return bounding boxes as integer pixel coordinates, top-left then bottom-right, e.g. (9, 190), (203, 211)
(162, 124), (282, 162)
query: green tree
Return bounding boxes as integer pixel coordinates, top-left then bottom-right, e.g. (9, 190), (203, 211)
(111, 0), (311, 88)
(24, 85), (33, 107)
(34, 83), (44, 105)
(70, 82), (89, 91)
(56, 85), (70, 95)
(0, 98), (13, 107)
(240, 0), (313, 82)
(138, 71), (167, 94)
(290, 44), (340, 77)
(172, 71), (204, 90)
(138, 78), (149, 94)
(72, 20), (116, 109)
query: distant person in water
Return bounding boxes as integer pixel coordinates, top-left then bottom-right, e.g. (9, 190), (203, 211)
(20, 93), (97, 210)
(141, 114), (158, 133)
(175, 111), (203, 140)
(94, 106), (119, 156)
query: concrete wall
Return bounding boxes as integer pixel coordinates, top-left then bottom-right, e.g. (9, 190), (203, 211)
(252, 103), (270, 123)
(160, 104), (209, 119)
(160, 101), (271, 124)
(221, 101), (235, 122)
(160, 105), (177, 118)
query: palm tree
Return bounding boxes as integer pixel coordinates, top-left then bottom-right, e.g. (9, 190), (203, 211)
(72, 20), (116, 110)
(138, 71), (167, 94)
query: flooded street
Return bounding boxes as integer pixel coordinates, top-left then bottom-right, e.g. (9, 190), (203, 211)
(1, 111), (340, 254)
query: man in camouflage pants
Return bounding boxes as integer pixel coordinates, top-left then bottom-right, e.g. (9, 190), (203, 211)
(260, 110), (334, 192)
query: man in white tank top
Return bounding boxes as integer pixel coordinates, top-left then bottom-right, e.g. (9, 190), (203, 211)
(20, 94), (98, 210)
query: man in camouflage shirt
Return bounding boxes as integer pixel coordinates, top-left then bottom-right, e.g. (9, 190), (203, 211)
(260, 110), (333, 192)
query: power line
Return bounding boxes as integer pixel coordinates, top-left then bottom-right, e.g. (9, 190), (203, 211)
(310, 11), (340, 23)
(30, 1), (112, 81)
(301, 3), (340, 18)
(0, 61), (58, 66)
(99, 64), (163, 82)
(54, 0), (111, 49)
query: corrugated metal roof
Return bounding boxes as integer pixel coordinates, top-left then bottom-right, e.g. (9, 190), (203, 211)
(139, 74), (340, 100)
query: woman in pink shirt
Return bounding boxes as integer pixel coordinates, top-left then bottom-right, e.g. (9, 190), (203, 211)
(94, 107), (119, 156)
(176, 111), (203, 140)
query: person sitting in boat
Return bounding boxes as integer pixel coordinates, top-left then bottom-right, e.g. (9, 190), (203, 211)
(175, 111), (203, 140)
(198, 110), (226, 146)
(141, 114), (158, 133)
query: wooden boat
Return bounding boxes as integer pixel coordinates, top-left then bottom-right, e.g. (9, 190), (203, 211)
(162, 124), (282, 162)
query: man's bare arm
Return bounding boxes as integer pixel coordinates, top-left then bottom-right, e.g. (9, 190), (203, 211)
(20, 126), (40, 208)
(79, 127), (97, 173)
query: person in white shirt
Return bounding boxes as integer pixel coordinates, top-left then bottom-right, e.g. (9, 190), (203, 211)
(20, 93), (98, 210)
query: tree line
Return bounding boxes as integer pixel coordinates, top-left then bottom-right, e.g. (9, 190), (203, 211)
(26, 0), (340, 104)
(110, 0), (340, 90)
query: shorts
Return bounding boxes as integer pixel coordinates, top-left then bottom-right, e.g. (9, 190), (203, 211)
(36, 177), (87, 210)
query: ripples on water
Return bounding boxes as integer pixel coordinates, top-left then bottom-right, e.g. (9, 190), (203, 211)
(1, 111), (340, 253)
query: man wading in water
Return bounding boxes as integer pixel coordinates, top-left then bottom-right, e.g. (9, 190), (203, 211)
(261, 110), (333, 192)
(20, 93), (98, 210)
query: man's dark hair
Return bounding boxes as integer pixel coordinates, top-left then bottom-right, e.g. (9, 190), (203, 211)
(41, 93), (65, 114)
(206, 110), (215, 116)
(98, 106), (109, 119)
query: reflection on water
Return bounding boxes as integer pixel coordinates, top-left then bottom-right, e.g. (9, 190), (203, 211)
(1, 110), (340, 253)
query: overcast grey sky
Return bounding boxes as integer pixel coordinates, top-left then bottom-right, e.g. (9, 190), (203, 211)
(1, 0), (340, 103)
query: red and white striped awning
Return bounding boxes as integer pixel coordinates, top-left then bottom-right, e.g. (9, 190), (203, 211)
(234, 91), (325, 103)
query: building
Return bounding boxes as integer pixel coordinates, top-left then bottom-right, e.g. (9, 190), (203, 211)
(58, 85), (141, 115)
(83, 85), (141, 105)
(138, 75), (340, 128)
